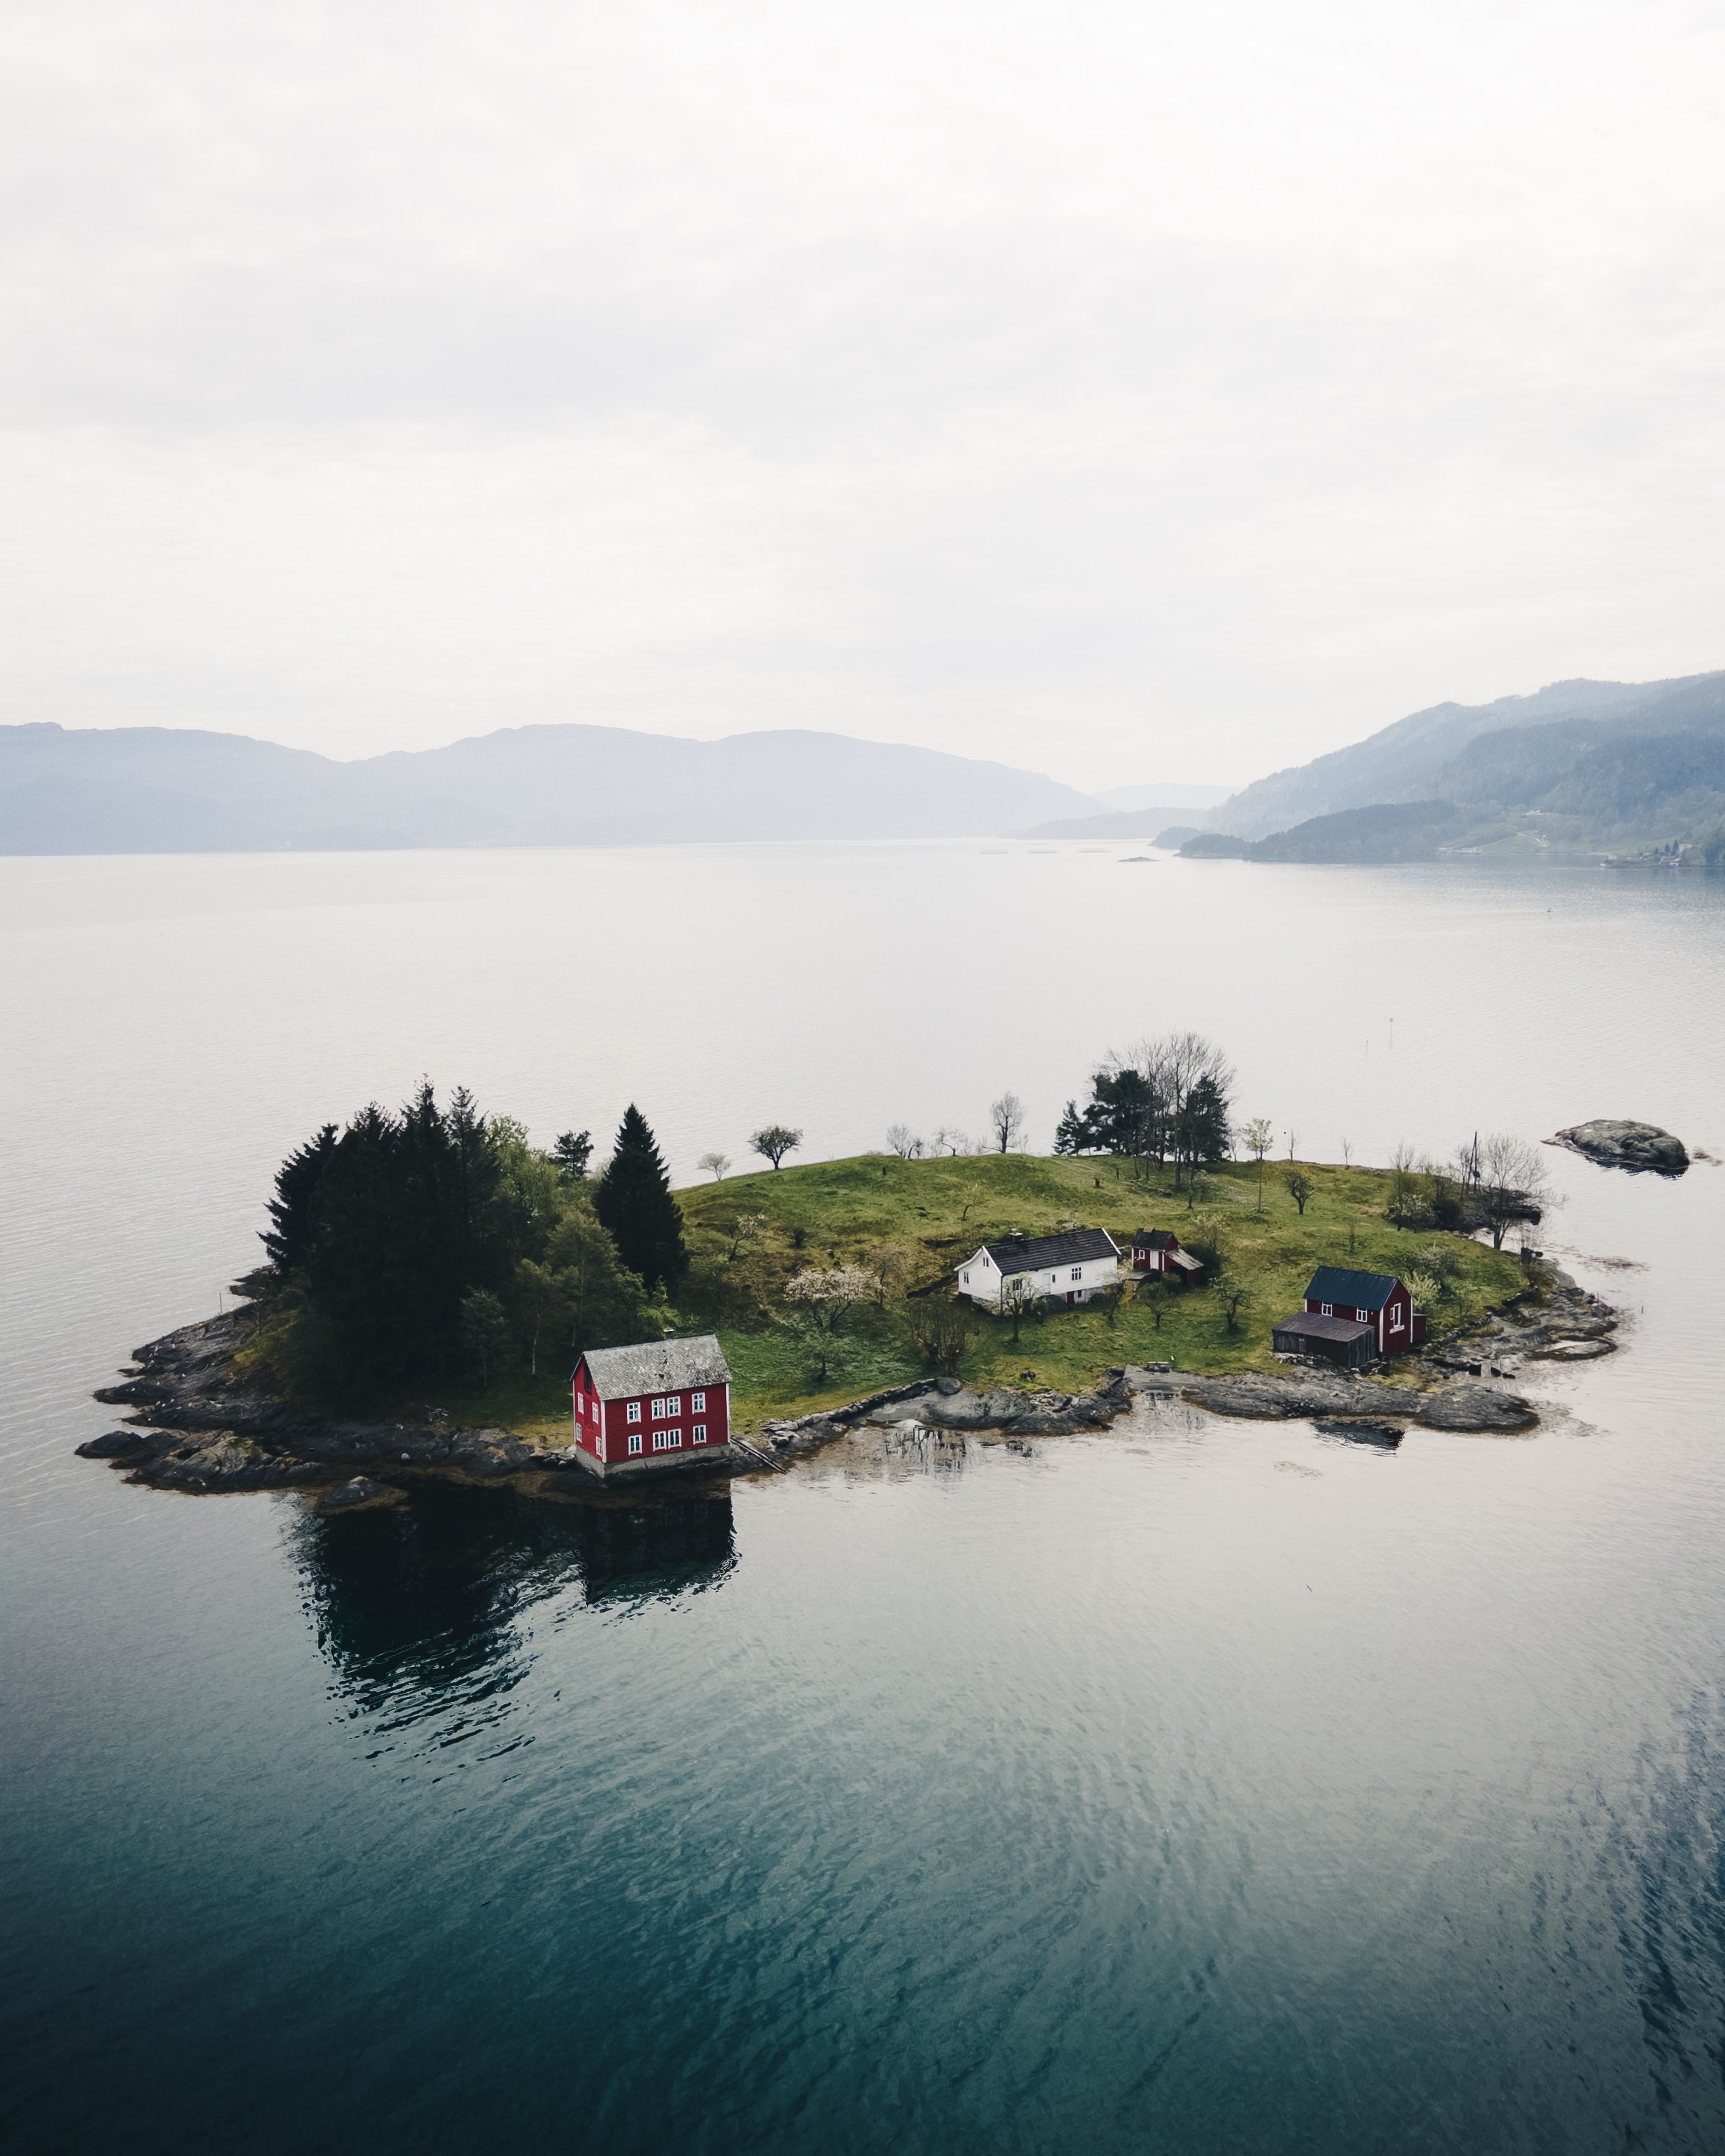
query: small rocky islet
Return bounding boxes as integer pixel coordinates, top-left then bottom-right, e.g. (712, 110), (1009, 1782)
(1551, 1120), (1690, 1173)
(79, 1267), (1619, 1502)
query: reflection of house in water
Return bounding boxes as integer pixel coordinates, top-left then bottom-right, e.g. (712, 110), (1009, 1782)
(290, 1484), (736, 1715)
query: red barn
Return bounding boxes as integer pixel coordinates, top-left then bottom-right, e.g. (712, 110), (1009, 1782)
(570, 1335), (732, 1478)
(1298, 1266), (1426, 1357)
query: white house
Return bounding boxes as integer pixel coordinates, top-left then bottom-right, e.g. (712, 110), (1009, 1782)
(956, 1228), (1122, 1309)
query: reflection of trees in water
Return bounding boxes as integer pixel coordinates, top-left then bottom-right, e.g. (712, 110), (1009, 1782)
(286, 1484), (734, 1753)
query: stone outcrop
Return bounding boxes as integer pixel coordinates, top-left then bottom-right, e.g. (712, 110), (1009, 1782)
(311, 1476), (406, 1515)
(1551, 1120), (1688, 1173)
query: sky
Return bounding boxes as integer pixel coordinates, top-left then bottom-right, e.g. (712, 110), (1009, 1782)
(1, 1), (1721, 792)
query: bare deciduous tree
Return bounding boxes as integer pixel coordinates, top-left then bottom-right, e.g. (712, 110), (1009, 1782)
(697, 1151), (731, 1182)
(931, 1126), (969, 1156)
(1478, 1132), (1557, 1250)
(989, 1091), (1026, 1153)
(886, 1123), (923, 1159)
(910, 1294), (977, 1376)
(750, 1124), (803, 1170)
(1242, 1116), (1274, 1209)
(869, 1242), (914, 1306)
(1386, 1142), (1421, 1225)
(997, 1275), (1041, 1345)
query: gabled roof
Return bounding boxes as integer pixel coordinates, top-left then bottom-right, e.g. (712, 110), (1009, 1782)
(1274, 1311), (1377, 1343)
(1133, 1229), (1178, 1251)
(1305, 1266), (1401, 1310)
(577, 1335), (730, 1401)
(975, 1227), (1119, 1275)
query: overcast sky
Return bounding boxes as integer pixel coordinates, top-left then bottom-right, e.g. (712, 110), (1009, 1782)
(1, 1), (1721, 789)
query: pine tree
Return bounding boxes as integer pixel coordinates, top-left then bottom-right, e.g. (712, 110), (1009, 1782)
(262, 1123), (338, 1274)
(595, 1105), (687, 1293)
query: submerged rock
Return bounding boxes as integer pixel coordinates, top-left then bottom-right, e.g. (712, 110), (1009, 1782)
(312, 1476), (405, 1514)
(1552, 1120), (1688, 1174)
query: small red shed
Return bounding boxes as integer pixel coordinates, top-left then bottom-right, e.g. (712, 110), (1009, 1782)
(570, 1335), (732, 1478)
(1130, 1229), (1206, 1284)
(1300, 1266), (1426, 1357)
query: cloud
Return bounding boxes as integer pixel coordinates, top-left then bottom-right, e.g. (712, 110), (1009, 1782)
(1, 0), (1722, 782)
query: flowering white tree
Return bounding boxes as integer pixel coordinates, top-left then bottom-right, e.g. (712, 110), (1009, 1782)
(784, 1264), (874, 1328)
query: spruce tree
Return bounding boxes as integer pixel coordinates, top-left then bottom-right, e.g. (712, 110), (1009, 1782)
(595, 1105), (687, 1293)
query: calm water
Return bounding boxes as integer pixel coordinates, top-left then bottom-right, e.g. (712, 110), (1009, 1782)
(4, 843), (1724, 2153)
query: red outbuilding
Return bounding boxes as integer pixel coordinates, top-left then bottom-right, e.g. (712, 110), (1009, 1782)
(1299, 1266), (1426, 1356)
(1129, 1229), (1206, 1285)
(570, 1335), (732, 1478)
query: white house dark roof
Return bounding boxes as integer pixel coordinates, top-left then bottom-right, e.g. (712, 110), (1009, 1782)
(1305, 1266), (1401, 1310)
(578, 1335), (730, 1401)
(976, 1228), (1119, 1277)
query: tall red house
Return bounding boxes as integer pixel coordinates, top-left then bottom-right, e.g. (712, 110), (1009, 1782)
(570, 1335), (733, 1478)
(1271, 1266), (1426, 1365)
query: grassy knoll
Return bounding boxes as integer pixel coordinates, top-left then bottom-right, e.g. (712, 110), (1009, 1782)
(441, 1151), (1526, 1441)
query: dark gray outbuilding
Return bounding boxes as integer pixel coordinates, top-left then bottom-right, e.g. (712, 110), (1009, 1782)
(1271, 1311), (1378, 1368)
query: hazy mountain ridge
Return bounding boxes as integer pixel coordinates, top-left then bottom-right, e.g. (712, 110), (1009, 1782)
(0, 722), (1101, 853)
(1212, 673), (1725, 841)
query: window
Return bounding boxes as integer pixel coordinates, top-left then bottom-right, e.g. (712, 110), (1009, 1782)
(1356, 1308), (1371, 1322)
(691, 1392), (706, 1413)
(628, 1431), (642, 1456)
(1390, 1307), (1404, 1330)
(574, 1393), (584, 1418)
(653, 1429), (681, 1451)
(627, 1401), (642, 1424)
(962, 1272), (970, 1284)
(651, 1396), (665, 1418)
(692, 1425), (707, 1445)
(1320, 1303), (1333, 1316)
(669, 1396), (681, 1416)
(1071, 1266), (1083, 1280)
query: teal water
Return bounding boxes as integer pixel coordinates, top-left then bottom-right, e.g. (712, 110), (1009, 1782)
(4, 846), (1725, 2152)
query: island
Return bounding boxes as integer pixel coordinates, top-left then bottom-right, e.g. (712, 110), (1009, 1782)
(81, 1086), (1622, 1506)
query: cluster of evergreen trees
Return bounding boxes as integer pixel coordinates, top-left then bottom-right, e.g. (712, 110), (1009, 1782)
(1053, 1033), (1234, 1184)
(245, 1084), (689, 1402)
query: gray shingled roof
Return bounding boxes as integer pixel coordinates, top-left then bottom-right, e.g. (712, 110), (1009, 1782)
(577, 1335), (730, 1401)
(1305, 1266), (1401, 1310)
(974, 1227), (1119, 1277)
(1133, 1230), (1177, 1251)
(1273, 1311), (1376, 1343)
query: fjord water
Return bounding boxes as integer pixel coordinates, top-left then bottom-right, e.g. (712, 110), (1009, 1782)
(3, 843), (1724, 2155)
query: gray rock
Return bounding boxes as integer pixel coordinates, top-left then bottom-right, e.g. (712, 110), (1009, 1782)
(1312, 1418), (1404, 1447)
(316, 1475), (400, 1512)
(75, 1429), (155, 1459)
(1552, 1120), (1688, 1174)
(1417, 1385), (1538, 1432)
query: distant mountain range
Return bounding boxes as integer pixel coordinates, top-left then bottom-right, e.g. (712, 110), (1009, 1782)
(8, 670), (1723, 859)
(1190, 671), (1725, 857)
(0, 722), (1104, 853)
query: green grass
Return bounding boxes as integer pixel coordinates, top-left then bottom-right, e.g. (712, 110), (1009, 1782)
(442, 1151), (1528, 1440)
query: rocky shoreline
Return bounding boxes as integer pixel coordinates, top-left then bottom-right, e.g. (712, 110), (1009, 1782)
(79, 1266), (1615, 1503)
